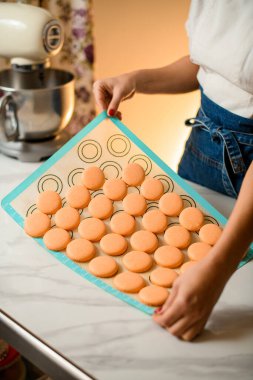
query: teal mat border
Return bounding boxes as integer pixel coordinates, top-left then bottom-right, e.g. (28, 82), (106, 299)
(2, 111), (253, 316)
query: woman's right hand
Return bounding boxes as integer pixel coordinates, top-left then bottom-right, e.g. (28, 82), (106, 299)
(93, 72), (136, 119)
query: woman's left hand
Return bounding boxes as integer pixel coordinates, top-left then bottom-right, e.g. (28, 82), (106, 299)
(153, 257), (230, 341)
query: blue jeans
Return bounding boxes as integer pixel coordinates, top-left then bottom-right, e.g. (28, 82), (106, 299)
(178, 88), (253, 198)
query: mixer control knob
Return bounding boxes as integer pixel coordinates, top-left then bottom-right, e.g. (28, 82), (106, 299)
(43, 20), (64, 54)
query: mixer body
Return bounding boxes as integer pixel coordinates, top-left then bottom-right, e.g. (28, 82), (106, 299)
(0, 2), (76, 161)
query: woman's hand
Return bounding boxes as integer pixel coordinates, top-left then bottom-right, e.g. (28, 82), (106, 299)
(93, 73), (136, 119)
(153, 256), (231, 341)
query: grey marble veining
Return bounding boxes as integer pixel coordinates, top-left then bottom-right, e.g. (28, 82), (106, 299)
(1, 154), (253, 380)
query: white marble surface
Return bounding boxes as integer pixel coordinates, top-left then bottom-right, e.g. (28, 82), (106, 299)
(1, 153), (253, 380)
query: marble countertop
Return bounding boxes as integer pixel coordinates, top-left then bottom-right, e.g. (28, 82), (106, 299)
(1, 153), (253, 380)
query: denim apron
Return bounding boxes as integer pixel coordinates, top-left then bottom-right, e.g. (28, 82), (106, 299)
(178, 87), (253, 198)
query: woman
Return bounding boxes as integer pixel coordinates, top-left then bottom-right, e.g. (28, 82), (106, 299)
(93, 0), (253, 341)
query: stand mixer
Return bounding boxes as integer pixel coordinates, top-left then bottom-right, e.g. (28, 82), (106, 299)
(0, 2), (75, 162)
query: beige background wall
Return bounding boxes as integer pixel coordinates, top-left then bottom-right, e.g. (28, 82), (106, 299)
(93, 0), (200, 171)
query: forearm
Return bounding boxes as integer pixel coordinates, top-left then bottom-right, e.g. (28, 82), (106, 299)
(131, 55), (199, 95)
(207, 162), (253, 277)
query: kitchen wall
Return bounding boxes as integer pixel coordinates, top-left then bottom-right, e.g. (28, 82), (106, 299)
(93, 0), (200, 171)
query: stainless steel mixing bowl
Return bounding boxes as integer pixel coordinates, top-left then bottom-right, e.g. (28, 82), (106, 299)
(0, 68), (75, 141)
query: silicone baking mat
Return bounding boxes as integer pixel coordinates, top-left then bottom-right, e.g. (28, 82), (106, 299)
(2, 111), (253, 315)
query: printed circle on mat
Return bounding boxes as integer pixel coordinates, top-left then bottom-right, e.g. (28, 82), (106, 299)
(77, 140), (102, 163)
(128, 154), (152, 175)
(180, 194), (197, 208)
(99, 161), (122, 179)
(37, 174), (63, 194)
(146, 201), (159, 212)
(153, 174), (174, 193)
(89, 256), (118, 278)
(139, 285), (169, 306)
(67, 168), (84, 186)
(107, 134), (131, 157)
(26, 204), (38, 217)
(114, 272), (145, 293)
(204, 215), (220, 226)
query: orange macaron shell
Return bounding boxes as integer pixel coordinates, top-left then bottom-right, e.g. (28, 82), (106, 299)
(140, 178), (164, 200)
(82, 166), (105, 190)
(100, 233), (128, 256)
(179, 207), (204, 232)
(154, 245), (184, 268)
(142, 209), (167, 234)
(159, 192), (184, 216)
(55, 206), (80, 231)
(122, 162), (145, 186)
(139, 285), (169, 306)
(78, 217), (106, 241)
(66, 238), (96, 262)
(123, 250), (153, 273)
(36, 190), (62, 215)
(103, 178), (128, 201)
(164, 225), (191, 249)
(24, 211), (51, 237)
(114, 272), (146, 293)
(110, 211), (136, 236)
(89, 256), (118, 278)
(66, 185), (91, 209)
(43, 227), (71, 251)
(199, 223), (222, 245)
(88, 194), (113, 219)
(122, 193), (147, 216)
(130, 230), (158, 253)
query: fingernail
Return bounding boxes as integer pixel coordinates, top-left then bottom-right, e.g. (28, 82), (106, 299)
(108, 109), (115, 116)
(154, 307), (163, 315)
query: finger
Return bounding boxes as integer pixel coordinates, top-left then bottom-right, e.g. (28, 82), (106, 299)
(153, 284), (178, 316)
(167, 315), (199, 337)
(153, 299), (184, 328)
(93, 81), (109, 111)
(108, 88), (123, 116)
(181, 320), (206, 342)
(116, 111), (122, 120)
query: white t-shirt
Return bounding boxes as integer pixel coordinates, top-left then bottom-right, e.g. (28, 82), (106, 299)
(186, 0), (253, 118)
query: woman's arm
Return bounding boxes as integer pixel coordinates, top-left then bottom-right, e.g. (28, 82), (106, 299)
(153, 161), (253, 341)
(134, 55), (199, 94)
(93, 55), (199, 116)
